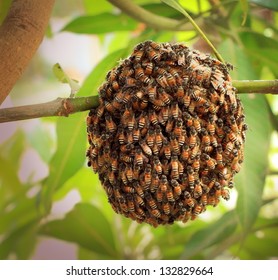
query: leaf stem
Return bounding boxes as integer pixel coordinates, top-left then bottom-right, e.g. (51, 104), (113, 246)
(107, 0), (195, 31)
(0, 80), (277, 123)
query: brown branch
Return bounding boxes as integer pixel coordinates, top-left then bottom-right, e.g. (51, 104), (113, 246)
(0, 80), (277, 123)
(0, 96), (99, 123)
(0, 0), (55, 105)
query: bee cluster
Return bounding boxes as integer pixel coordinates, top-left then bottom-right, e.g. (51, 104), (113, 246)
(86, 41), (247, 227)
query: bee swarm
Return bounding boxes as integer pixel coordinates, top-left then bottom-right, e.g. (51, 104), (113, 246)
(86, 41), (247, 227)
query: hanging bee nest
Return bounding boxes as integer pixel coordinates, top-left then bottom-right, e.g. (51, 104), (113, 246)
(86, 41), (247, 227)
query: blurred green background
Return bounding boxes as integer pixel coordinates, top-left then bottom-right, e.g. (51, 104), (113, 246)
(0, 0), (278, 260)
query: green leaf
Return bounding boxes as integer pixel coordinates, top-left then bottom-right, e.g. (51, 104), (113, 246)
(62, 13), (138, 34)
(235, 94), (272, 232)
(53, 63), (80, 96)
(39, 203), (118, 258)
(161, 0), (189, 16)
(77, 48), (129, 97)
(246, 48), (278, 77)
(180, 211), (238, 259)
(0, 219), (40, 259)
(249, 0), (278, 11)
(26, 124), (54, 163)
(83, 0), (113, 15)
(219, 40), (272, 232)
(40, 113), (87, 213)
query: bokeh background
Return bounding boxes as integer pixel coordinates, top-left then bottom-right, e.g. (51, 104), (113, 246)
(0, 0), (278, 260)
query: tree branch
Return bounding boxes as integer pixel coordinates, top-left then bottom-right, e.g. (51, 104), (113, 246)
(0, 0), (55, 105)
(0, 80), (277, 123)
(107, 0), (195, 31)
(0, 96), (99, 123)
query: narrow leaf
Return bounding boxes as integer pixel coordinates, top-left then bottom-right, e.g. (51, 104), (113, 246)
(235, 95), (272, 232)
(77, 48), (129, 97)
(180, 211), (238, 259)
(62, 13), (137, 34)
(40, 113), (86, 213)
(249, 0), (278, 11)
(39, 203), (118, 258)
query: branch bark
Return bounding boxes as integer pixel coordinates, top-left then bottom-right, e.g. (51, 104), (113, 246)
(0, 80), (277, 123)
(0, 0), (55, 105)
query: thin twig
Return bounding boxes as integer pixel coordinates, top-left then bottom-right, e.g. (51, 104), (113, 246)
(107, 0), (195, 31)
(0, 80), (277, 123)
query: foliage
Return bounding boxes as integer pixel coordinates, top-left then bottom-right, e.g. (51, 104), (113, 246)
(0, 0), (278, 260)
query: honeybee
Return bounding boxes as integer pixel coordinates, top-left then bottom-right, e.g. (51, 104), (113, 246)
(224, 141), (234, 156)
(170, 133), (180, 154)
(146, 128), (155, 147)
(112, 80), (120, 91)
(150, 172), (160, 193)
(184, 191), (195, 208)
(145, 192), (158, 210)
(153, 156), (162, 174)
(216, 118), (224, 138)
(170, 155), (179, 180)
(203, 153), (216, 169)
(187, 166), (195, 190)
(160, 175), (169, 193)
(162, 201), (171, 214)
(192, 154), (200, 172)
(161, 159), (169, 175)
(149, 109), (158, 125)
(200, 193), (208, 206)
(171, 179), (182, 197)
(166, 73), (176, 87)
(104, 100), (115, 114)
(166, 188), (175, 202)
(166, 116), (175, 133)
(134, 147), (144, 166)
(178, 131), (186, 146)
(126, 194), (135, 212)
(117, 125), (126, 145)
(159, 106), (169, 125)
(193, 179), (202, 198)
(215, 145), (223, 166)
(177, 51), (186, 66)
(207, 195), (217, 207)
(133, 181), (144, 197)
(189, 127), (197, 148)
(138, 111), (148, 128)
(156, 189), (163, 202)
(161, 139), (171, 159)
(221, 188), (230, 200)
(119, 197), (129, 213)
(145, 62), (154, 75)
(181, 144), (190, 161)
(148, 47), (160, 62)
(151, 209), (161, 218)
(105, 114), (116, 134)
(158, 88), (172, 104)
(193, 204), (203, 216)
(133, 125), (140, 142)
(143, 164), (152, 188)
(173, 118), (183, 137)
(139, 139), (152, 156)
(134, 49), (144, 61)
(155, 126), (164, 148)
(201, 128), (210, 147)
(126, 165), (134, 182)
